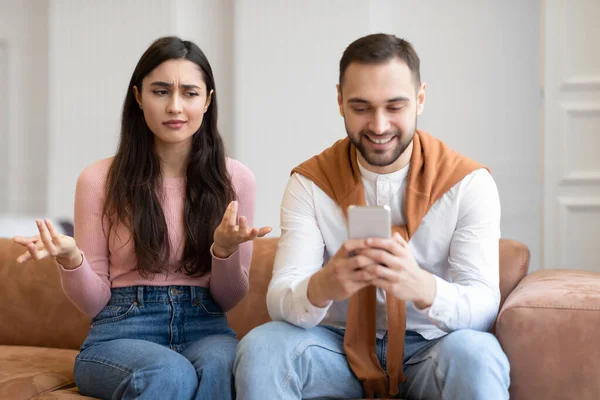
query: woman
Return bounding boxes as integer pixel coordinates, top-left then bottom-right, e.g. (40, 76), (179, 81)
(13, 36), (270, 399)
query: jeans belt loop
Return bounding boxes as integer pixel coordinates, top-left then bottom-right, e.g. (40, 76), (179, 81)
(136, 286), (145, 307)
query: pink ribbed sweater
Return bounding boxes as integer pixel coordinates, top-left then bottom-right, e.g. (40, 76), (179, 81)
(57, 157), (256, 318)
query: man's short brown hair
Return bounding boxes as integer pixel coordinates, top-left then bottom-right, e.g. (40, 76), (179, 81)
(339, 33), (421, 89)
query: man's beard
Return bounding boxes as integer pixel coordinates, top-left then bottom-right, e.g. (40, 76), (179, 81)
(346, 115), (417, 168)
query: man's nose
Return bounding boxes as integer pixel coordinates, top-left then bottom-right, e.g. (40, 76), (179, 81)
(368, 109), (390, 134)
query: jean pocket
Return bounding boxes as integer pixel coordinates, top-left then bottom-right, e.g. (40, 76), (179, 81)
(193, 297), (224, 316)
(91, 301), (139, 327)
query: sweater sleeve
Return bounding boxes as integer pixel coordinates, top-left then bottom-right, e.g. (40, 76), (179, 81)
(57, 161), (112, 317)
(209, 159), (256, 312)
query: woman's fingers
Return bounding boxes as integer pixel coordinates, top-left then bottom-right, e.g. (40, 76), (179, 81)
(13, 219), (68, 263)
(256, 226), (272, 238)
(16, 251), (32, 264)
(218, 201), (235, 230)
(27, 242), (37, 259)
(239, 225), (272, 241)
(27, 241), (47, 261)
(216, 209), (272, 249)
(247, 228), (259, 241)
(45, 219), (61, 242)
(238, 215), (248, 234)
(12, 235), (40, 246)
(227, 201), (238, 228)
(37, 220), (58, 257)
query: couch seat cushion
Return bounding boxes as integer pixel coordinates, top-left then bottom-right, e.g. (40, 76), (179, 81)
(0, 346), (79, 400)
(33, 386), (96, 399)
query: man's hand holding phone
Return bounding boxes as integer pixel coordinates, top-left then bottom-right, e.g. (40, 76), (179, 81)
(307, 205), (390, 308)
(308, 205), (436, 309)
(359, 233), (437, 309)
(307, 239), (380, 308)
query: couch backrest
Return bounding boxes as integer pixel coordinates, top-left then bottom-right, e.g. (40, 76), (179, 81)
(0, 236), (530, 348)
(227, 237), (531, 338)
(226, 238), (279, 338)
(0, 238), (90, 349)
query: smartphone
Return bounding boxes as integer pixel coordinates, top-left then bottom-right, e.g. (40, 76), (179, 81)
(347, 205), (392, 239)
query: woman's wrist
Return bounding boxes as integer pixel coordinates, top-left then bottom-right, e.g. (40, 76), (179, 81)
(56, 248), (83, 270)
(212, 243), (238, 259)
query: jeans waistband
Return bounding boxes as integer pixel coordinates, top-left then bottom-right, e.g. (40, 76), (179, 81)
(108, 286), (211, 307)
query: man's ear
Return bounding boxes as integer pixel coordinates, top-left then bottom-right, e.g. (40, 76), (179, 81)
(336, 84), (344, 117)
(416, 82), (427, 116)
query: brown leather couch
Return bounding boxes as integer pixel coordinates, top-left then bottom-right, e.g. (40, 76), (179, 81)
(1, 237), (599, 399)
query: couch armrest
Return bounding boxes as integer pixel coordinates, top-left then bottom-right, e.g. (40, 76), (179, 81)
(0, 238), (90, 349)
(496, 269), (600, 400)
(499, 239), (530, 308)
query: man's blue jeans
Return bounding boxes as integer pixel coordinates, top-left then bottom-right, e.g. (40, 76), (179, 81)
(234, 321), (510, 399)
(74, 286), (237, 400)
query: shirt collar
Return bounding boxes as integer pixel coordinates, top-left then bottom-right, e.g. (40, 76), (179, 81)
(357, 156), (410, 182)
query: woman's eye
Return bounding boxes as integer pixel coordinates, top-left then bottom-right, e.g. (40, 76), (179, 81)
(153, 90), (168, 96)
(186, 92), (199, 97)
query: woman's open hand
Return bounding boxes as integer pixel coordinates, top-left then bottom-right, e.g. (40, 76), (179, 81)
(213, 201), (272, 258)
(12, 219), (82, 269)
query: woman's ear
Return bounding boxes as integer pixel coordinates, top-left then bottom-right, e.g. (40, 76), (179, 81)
(133, 86), (143, 109)
(204, 89), (214, 113)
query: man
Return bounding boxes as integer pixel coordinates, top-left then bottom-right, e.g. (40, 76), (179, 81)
(234, 33), (509, 400)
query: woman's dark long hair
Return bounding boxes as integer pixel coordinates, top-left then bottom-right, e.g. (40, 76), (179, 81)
(103, 36), (235, 277)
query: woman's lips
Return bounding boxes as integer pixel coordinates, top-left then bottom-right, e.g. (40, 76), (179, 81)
(163, 120), (186, 129)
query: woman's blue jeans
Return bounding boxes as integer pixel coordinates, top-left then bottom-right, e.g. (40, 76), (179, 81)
(74, 286), (237, 400)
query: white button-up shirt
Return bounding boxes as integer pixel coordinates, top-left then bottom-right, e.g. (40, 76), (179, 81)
(266, 160), (501, 340)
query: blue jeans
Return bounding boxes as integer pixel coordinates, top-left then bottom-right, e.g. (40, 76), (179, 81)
(74, 286), (237, 400)
(234, 321), (510, 400)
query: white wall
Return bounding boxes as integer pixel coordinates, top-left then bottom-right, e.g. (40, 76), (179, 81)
(172, 0), (234, 151)
(47, 0), (174, 218)
(233, 0), (371, 231)
(46, 0), (234, 218)
(234, 0), (542, 269)
(0, 0), (48, 214)
(3, 1), (543, 270)
(373, 1), (542, 269)
(0, 37), (7, 212)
